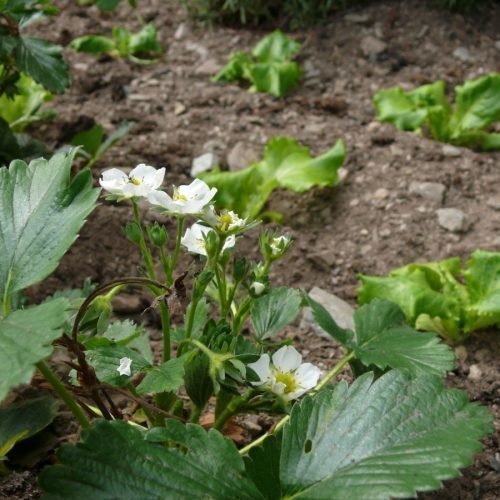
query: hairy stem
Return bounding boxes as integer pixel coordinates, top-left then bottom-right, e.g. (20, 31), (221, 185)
(213, 389), (253, 431)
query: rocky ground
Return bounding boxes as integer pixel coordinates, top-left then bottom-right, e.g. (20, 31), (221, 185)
(1, 0), (500, 497)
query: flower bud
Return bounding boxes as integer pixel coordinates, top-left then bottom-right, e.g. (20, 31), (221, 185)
(123, 222), (142, 245)
(147, 222), (168, 247)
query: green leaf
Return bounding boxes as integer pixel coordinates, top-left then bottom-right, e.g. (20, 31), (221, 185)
(40, 419), (263, 499)
(136, 358), (185, 395)
(96, 0), (120, 11)
(70, 35), (116, 55)
(0, 151), (99, 301)
(129, 24), (161, 59)
(252, 287), (302, 341)
(0, 396), (57, 458)
(280, 370), (493, 499)
(86, 345), (151, 386)
(0, 298), (68, 401)
(70, 125), (104, 156)
(0, 72), (53, 132)
(450, 73), (500, 133)
(244, 435), (282, 500)
(249, 61), (301, 97)
(0, 117), (21, 164)
(200, 137), (344, 220)
(184, 353), (213, 409)
(13, 36), (69, 94)
(252, 30), (301, 63)
(352, 300), (455, 377)
(213, 51), (253, 82)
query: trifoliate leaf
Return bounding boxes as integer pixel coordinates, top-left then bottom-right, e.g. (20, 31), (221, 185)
(0, 396), (57, 459)
(280, 370), (493, 499)
(0, 151), (99, 300)
(136, 358), (185, 395)
(252, 287), (302, 341)
(0, 299), (68, 401)
(40, 419), (263, 499)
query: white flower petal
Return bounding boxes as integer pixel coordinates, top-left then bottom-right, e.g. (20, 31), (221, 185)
(271, 381), (286, 396)
(247, 354), (271, 385)
(181, 223), (212, 256)
(117, 357), (132, 376)
(222, 234), (236, 252)
(147, 190), (174, 209)
(272, 346), (302, 372)
(295, 363), (321, 391)
(250, 281), (266, 296)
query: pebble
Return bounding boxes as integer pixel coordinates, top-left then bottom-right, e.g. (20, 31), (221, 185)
(227, 141), (261, 171)
(300, 287), (355, 339)
(374, 188), (390, 200)
(436, 208), (467, 232)
(380, 228), (391, 238)
(360, 36), (387, 58)
(442, 144), (462, 157)
(174, 22), (190, 40)
(195, 59), (221, 76)
(303, 60), (321, 79)
(390, 144), (404, 156)
(370, 123), (395, 145)
(453, 47), (473, 63)
(344, 13), (372, 24)
(486, 196), (500, 211)
(112, 295), (143, 314)
(174, 102), (186, 116)
(191, 152), (218, 177)
(468, 364), (482, 381)
(409, 181), (446, 204)
(496, 41), (500, 51)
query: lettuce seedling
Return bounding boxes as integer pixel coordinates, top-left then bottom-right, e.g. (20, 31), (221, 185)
(78, 0), (137, 11)
(374, 73), (500, 150)
(358, 250), (500, 342)
(199, 137), (345, 220)
(70, 24), (161, 63)
(213, 30), (302, 97)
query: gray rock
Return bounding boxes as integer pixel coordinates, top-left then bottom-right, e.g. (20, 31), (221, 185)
(202, 139), (226, 155)
(468, 364), (482, 381)
(301, 287), (355, 340)
(227, 141), (261, 171)
(174, 22), (190, 40)
(442, 144), (462, 157)
(344, 13), (372, 24)
(195, 58), (221, 76)
(360, 36), (387, 57)
(409, 181), (446, 204)
(374, 188), (390, 200)
(436, 208), (467, 232)
(496, 41), (500, 51)
(174, 102), (186, 116)
(191, 152), (219, 177)
(303, 60), (321, 79)
(453, 47), (473, 63)
(487, 196), (500, 211)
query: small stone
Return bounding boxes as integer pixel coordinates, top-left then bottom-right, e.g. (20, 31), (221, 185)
(349, 198), (360, 207)
(300, 287), (355, 339)
(112, 295), (143, 314)
(442, 144), (462, 157)
(304, 122), (328, 134)
(191, 152), (218, 177)
(468, 364), (482, 381)
(370, 123), (395, 146)
(303, 60), (321, 79)
(174, 22), (190, 40)
(360, 36), (387, 58)
(174, 102), (186, 116)
(487, 196), (500, 210)
(308, 249), (336, 269)
(496, 41), (500, 51)
(202, 139), (226, 155)
(453, 47), (473, 63)
(436, 208), (467, 232)
(195, 59), (221, 76)
(380, 228), (391, 238)
(226, 141), (261, 171)
(374, 188), (390, 199)
(344, 13), (372, 24)
(409, 181), (446, 204)
(390, 144), (404, 156)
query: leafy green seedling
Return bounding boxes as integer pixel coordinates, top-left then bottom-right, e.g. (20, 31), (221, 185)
(70, 24), (162, 63)
(358, 250), (500, 342)
(78, 0), (137, 11)
(214, 30), (302, 97)
(69, 121), (131, 168)
(374, 73), (500, 150)
(199, 136), (345, 220)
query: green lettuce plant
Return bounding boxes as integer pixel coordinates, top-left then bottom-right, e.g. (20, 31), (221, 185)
(358, 250), (500, 342)
(213, 30), (302, 97)
(70, 24), (162, 63)
(374, 73), (500, 150)
(0, 152), (493, 497)
(78, 0), (137, 11)
(199, 136), (345, 220)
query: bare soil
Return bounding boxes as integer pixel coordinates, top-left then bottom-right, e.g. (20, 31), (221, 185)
(1, 0), (500, 498)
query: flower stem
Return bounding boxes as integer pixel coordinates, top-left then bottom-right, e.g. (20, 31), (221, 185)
(238, 351), (355, 456)
(132, 200), (156, 279)
(36, 360), (90, 428)
(167, 216), (185, 285)
(189, 404), (202, 424)
(213, 389), (253, 431)
(159, 301), (171, 362)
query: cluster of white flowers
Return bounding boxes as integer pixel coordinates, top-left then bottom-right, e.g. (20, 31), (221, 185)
(99, 164), (245, 256)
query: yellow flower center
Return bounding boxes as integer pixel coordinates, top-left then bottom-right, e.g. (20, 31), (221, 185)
(130, 176), (141, 186)
(219, 213), (232, 230)
(274, 370), (299, 394)
(173, 189), (188, 202)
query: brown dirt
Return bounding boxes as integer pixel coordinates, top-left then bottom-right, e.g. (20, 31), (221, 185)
(2, 0), (500, 497)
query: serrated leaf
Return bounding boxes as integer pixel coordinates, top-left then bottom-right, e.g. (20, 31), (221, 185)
(0, 151), (99, 300)
(280, 370), (493, 499)
(13, 36), (69, 94)
(86, 345), (151, 386)
(0, 299), (68, 401)
(40, 419), (263, 499)
(136, 358), (184, 395)
(252, 287), (302, 341)
(0, 396), (57, 458)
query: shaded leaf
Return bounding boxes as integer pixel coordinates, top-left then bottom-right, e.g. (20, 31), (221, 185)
(136, 358), (185, 395)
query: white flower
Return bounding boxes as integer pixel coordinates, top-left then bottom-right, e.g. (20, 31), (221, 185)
(270, 235), (290, 256)
(180, 223), (236, 256)
(117, 357), (132, 376)
(250, 281), (266, 296)
(147, 178), (216, 215)
(247, 346), (321, 401)
(100, 164), (165, 198)
(218, 210), (247, 232)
